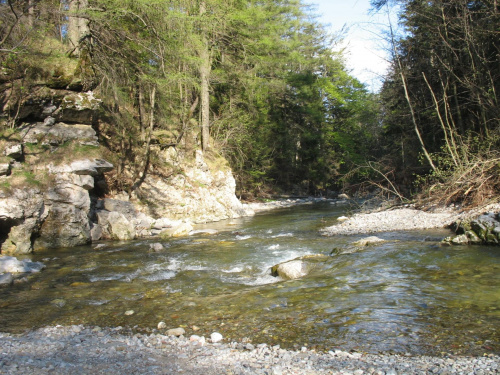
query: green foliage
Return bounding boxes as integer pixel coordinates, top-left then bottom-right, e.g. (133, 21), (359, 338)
(1, 0), (383, 198)
(374, 0), (500, 205)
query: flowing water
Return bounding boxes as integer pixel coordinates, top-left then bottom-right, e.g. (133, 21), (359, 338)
(1, 202), (499, 355)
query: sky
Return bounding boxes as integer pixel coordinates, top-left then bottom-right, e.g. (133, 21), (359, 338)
(305, 0), (395, 91)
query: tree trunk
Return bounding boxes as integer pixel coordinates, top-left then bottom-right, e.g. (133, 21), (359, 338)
(199, 1), (210, 151)
(68, 0), (89, 56)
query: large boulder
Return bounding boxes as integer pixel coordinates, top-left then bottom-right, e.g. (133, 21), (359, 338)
(271, 260), (309, 280)
(96, 211), (136, 241)
(271, 255), (327, 280)
(20, 122), (98, 146)
(0, 189), (45, 255)
(54, 92), (101, 124)
(1, 218), (40, 254)
(443, 212), (500, 246)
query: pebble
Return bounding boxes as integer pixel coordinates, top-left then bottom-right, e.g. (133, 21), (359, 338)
(167, 327), (185, 337)
(0, 325), (499, 375)
(210, 332), (223, 343)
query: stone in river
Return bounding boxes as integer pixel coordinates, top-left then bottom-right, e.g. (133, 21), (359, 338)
(211, 332), (223, 343)
(167, 327), (185, 337)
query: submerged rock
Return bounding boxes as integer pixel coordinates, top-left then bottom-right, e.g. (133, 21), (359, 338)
(351, 236), (386, 247)
(149, 243), (164, 252)
(0, 256), (45, 274)
(272, 260), (308, 280)
(271, 255), (326, 280)
(160, 222), (193, 238)
(0, 272), (14, 286)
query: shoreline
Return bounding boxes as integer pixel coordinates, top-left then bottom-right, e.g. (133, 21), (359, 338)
(321, 202), (500, 236)
(1, 325), (498, 375)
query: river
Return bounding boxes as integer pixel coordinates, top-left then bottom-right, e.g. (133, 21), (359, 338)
(0, 202), (499, 355)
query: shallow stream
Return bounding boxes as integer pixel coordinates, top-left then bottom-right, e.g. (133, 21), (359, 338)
(1, 202), (499, 355)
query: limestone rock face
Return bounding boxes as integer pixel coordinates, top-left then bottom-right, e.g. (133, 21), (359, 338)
(132, 149), (254, 224)
(21, 122), (98, 146)
(0, 189), (46, 255)
(4, 144), (23, 159)
(55, 92), (101, 125)
(49, 159), (113, 176)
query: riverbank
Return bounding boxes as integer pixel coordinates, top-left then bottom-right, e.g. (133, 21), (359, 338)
(321, 202), (500, 236)
(1, 325), (498, 375)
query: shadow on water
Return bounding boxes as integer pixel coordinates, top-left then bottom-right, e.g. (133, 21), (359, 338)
(0, 202), (499, 355)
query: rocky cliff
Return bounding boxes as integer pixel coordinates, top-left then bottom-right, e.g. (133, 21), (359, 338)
(0, 88), (253, 256)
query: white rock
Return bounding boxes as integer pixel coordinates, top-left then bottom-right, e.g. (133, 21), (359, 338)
(124, 310), (134, 316)
(161, 222), (193, 238)
(0, 256), (45, 273)
(210, 332), (223, 343)
(157, 321), (167, 329)
(272, 260), (308, 280)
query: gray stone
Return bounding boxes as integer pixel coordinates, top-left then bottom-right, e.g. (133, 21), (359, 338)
(102, 199), (137, 217)
(167, 327), (185, 337)
(4, 144), (23, 159)
(20, 122), (98, 145)
(96, 211), (136, 241)
(41, 105), (57, 116)
(90, 223), (103, 241)
(0, 163), (10, 176)
(56, 92), (101, 125)
(149, 243), (164, 252)
(160, 222), (193, 238)
(1, 218), (39, 254)
(33, 195), (91, 250)
(43, 116), (56, 126)
(49, 159), (113, 176)
(271, 260), (308, 280)
(352, 236), (386, 247)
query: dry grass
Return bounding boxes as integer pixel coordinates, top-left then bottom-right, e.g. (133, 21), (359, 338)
(418, 151), (500, 209)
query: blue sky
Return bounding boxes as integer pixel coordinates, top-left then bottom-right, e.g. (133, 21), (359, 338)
(305, 0), (395, 91)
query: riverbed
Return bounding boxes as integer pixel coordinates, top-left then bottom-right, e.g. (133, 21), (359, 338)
(1, 202), (499, 356)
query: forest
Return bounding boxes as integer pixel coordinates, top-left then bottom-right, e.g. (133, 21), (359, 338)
(0, 0), (499, 206)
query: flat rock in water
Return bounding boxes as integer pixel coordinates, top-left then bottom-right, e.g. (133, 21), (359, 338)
(189, 229), (219, 236)
(271, 260), (308, 280)
(352, 236), (386, 247)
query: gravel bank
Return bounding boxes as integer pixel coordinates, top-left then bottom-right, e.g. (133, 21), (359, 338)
(1, 326), (499, 375)
(321, 207), (461, 236)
